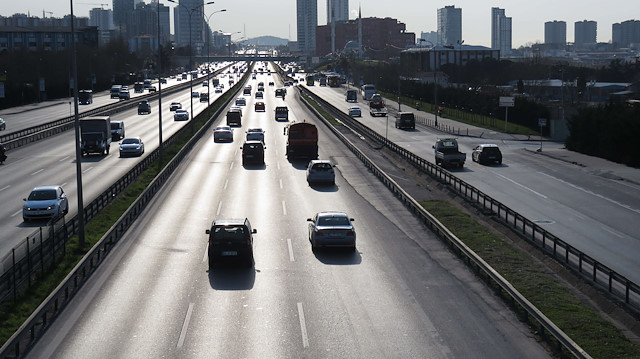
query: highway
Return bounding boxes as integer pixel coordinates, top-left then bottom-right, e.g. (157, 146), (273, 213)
(304, 82), (640, 284)
(0, 62), (245, 264)
(25, 65), (550, 358)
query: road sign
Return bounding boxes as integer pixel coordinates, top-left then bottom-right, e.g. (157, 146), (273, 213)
(538, 118), (547, 126)
(499, 96), (514, 107)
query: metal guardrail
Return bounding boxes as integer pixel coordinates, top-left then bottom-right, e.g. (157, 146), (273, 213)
(299, 85), (596, 358)
(0, 65), (234, 151)
(299, 85), (640, 315)
(0, 70), (251, 358)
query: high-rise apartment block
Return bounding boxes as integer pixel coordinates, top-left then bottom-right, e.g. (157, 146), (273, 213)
(612, 20), (640, 48)
(437, 5), (462, 46)
(327, 0), (349, 23)
(297, 0), (317, 56)
(491, 7), (512, 55)
(173, 0), (205, 54)
(545, 20), (566, 45)
(574, 20), (597, 45)
(112, 0), (134, 31)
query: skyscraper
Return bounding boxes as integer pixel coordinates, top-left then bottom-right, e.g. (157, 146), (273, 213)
(173, 0), (205, 53)
(612, 20), (640, 48)
(491, 7), (512, 55)
(327, 0), (348, 23)
(545, 20), (566, 45)
(297, 0), (317, 56)
(112, 0), (134, 30)
(574, 20), (597, 46)
(437, 5), (461, 46)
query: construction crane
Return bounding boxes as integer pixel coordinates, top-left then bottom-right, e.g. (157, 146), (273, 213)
(77, 3), (109, 10)
(42, 10), (53, 18)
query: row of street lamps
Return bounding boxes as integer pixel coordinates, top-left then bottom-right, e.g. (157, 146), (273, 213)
(70, 0), (231, 245)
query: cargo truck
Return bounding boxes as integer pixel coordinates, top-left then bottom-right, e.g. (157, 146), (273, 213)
(284, 121), (318, 159)
(80, 116), (111, 156)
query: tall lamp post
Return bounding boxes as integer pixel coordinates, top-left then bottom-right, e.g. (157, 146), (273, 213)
(157, 0), (164, 168)
(456, 39), (464, 89)
(168, 0), (214, 122)
(419, 38), (438, 127)
(70, 0), (85, 246)
(204, 9), (227, 105)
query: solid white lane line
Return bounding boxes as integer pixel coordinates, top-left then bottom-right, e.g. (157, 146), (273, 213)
(540, 172), (640, 215)
(282, 201), (287, 216)
(82, 167), (93, 174)
(31, 169), (44, 176)
(216, 201), (222, 216)
(602, 226), (625, 238)
(279, 179), (283, 190)
(287, 238), (295, 262)
(177, 303), (195, 348)
(495, 173), (547, 199)
(297, 302), (309, 348)
(0, 185), (10, 192)
(58, 156), (70, 162)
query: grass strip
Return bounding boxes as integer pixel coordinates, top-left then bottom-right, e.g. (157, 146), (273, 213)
(419, 200), (640, 359)
(0, 90), (234, 346)
(300, 91), (342, 126)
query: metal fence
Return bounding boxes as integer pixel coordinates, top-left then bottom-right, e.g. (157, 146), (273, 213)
(297, 86), (591, 358)
(0, 69), (249, 358)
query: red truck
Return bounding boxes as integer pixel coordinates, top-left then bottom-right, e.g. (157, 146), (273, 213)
(284, 122), (318, 159)
(368, 93), (387, 116)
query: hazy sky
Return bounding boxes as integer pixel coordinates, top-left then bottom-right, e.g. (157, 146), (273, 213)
(2, 0), (638, 47)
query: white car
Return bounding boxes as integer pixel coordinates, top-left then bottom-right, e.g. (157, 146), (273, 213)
(348, 106), (362, 117)
(170, 102), (182, 111)
(174, 109), (189, 121)
(306, 159), (335, 185)
(214, 126), (234, 142)
(246, 128), (265, 143)
(235, 97), (246, 106)
(23, 185), (69, 222)
(119, 137), (145, 157)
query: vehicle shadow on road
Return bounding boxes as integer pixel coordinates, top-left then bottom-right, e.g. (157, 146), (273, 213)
(313, 248), (362, 265)
(308, 183), (338, 193)
(288, 159), (311, 171)
(242, 164), (267, 170)
(208, 266), (256, 290)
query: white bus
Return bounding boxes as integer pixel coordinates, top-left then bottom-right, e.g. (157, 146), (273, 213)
(361, 84), (376, 100)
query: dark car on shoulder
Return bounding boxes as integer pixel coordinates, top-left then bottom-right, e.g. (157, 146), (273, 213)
(206, 218), (256, 268)
(472, 144), (502, 165)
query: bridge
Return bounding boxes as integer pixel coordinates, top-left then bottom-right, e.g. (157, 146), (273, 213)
(176, 55), (300, 65)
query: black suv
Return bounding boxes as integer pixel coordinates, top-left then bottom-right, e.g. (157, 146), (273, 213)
(206, 218), (256, 268)
(138, 101), (151, 115)
(241, 141), (265, 166)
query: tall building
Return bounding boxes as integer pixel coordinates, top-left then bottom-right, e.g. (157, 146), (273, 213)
(437, 5), (462, 46)
(612, 20), (640, 48)
(545, 20), (566, 45)
(150, 0), (171, 45)
(173, 0), (206, 54)
(297, 0), (317, 56)
(420, 31), (438, 46)
(89, 8), (115, 46)
(327, 0), (348, 23)
(491, 7), (512, 55)
(574, 20), (597, 46)
(112, 0), (134, 31)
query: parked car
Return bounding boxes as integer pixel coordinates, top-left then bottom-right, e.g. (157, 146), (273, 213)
(472, 144), (503, 165)
(119, 137), (145, 157)
(174, 109), (189, 121)
(307, 212), (356, 251)
(254, 101), (266, 112)
(137, 100), (151, 115)
(170, 102), (182, 111)
(206, 218), (256, 268)
(306, 160), (335, 185)
(246, 128), (265, 143)
(213, 126), (234, 142)
(235, 97), (246, 106)
(23, 185), (69, 222)
(348, 106), (361, 117)
(241, 140), (265, 165)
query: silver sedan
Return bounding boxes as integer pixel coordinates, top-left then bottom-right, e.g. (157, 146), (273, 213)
(119, 137), (145, 157)
(307, 212), (356, 252)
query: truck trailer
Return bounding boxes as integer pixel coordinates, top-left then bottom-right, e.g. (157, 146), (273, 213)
(80, 116), (112, 156)
(284, 122), (318, 160)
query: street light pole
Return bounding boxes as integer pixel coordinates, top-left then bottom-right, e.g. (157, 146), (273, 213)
(70, 0), (86, 247)
(168, 0), (214, 122)
(205, 9), (226, 105)
(157, 0), (163, 168)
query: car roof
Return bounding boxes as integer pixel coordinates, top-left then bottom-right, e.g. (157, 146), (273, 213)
(317, 211), (348, 217)
(30, 185), (60, 193)
(478, 144), (499, 148)
(212, 219), (247, 226)
(310, 159), (332, 165)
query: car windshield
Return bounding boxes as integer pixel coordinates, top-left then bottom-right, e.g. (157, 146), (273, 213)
(110, 123), (121, 130)
(214, 225), (247, 242)
(122, 138), (139, 144)
(28, 189), (57, 201)
(312, 163), (332, 171)
(484, 147), (500, 154)
(317, 215), (350, 226)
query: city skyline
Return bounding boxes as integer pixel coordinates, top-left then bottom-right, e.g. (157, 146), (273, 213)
(1, 0), (637, 48)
